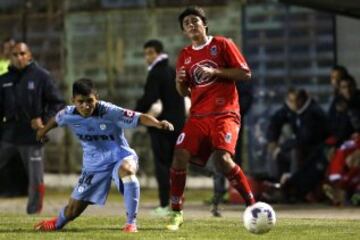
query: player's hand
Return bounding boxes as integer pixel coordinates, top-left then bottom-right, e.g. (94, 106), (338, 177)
(31, 117), (45, 130)
(36, 128), (49, 143)
(176, 66), (187, 83)
(267, 142), (280, 160)
(197, 65), (218, 78)
(158, 120), (174, 131)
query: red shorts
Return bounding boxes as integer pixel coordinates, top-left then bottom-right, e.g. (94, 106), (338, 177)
(175, 113), (240, 167)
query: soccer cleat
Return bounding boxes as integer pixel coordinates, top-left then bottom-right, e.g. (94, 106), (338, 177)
(34, 217), (58, 231)
(211, 204), (222, 217)
(166, 211), (183, 231)
(122, 223), (138, 233)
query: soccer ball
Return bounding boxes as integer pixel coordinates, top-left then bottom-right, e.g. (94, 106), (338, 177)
(243, 202), (276, 234)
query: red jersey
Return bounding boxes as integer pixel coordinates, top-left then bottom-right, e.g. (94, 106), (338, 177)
(176, 36), (250, 116)
(328, 136), (360, 180)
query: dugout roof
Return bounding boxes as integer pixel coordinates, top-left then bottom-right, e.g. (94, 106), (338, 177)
(279, 0), (360, 19)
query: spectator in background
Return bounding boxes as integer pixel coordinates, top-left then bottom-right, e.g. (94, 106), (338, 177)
(327, 65), (351, 147)
(329, 65), (348, 96)
(338, 75), (360, 134)
(135, 39), (186, 217)
(323, 73), (360, 206)
(266, 88), (298, 182)
(265, 88), (329, 203)
(0, 38), (15, 75)
(0, 42), (64, 214)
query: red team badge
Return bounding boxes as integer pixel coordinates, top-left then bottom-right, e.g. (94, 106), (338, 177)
(124, 110), (135, 118)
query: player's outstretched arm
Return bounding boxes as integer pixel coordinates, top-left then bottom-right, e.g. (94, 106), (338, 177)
(36, 117), (58, 143)
(139, 113), (174, 131)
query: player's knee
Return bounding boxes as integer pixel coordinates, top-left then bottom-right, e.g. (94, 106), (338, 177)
(119, 161), (136, 178)
(173, 149), (190, 169)
(213, 150), (234, 173)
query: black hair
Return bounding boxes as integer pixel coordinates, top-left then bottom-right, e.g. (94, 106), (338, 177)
(287, 87), (296, 95)
(178, 6), (208, 33)
(144, 39), (164, 53)
(332, 65), (349, 78)
(72, 78), (97, 96)
(296, 89), (309, 103)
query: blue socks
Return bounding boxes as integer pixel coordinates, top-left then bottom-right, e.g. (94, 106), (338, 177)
(122, 175), (140, 224)
(55, 207), (69, 229)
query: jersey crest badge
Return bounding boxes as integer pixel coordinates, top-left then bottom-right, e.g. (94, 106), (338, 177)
(210, 45), (217, 56)
(99, 123), (107, 130)
(225, 132), (232, 143)
(124, 110), (135, 118)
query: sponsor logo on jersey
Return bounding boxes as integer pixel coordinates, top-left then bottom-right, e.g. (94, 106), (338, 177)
(210, 45), (217, 56)
(76, 134), (115, 141)
(190, 59), (218, 87)
(185, 57), (191, 64)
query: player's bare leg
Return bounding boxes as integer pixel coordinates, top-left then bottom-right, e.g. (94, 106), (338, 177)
(212, 149), (255, 206)
(34, 199), (88, 231)
(118, 159), (140, 233)
(167, 149), (191, 231)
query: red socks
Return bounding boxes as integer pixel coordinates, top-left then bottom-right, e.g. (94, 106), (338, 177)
(170, 165), (255, 209)
(37, 183), (45, 213)
(226, 165), (255, 206)
(170, 168), (186, 211)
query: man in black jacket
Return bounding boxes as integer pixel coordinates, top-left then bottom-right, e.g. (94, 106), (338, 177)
(135, 40), (185, 216)
(266, 88), (329, 202)
(0, 42), (64, 214)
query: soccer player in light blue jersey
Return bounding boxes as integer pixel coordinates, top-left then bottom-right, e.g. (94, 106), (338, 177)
(34, 78), (174, 233)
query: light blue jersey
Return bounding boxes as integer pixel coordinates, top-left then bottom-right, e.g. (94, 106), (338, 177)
(55, 101), (140, 172)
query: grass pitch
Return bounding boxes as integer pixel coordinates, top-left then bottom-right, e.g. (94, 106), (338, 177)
(0, 189), (359, 239)
(1, 213), (360, 240)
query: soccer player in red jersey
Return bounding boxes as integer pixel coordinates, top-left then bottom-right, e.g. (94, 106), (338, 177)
(167, 6), (255, 231)
(324, 134), (360, 205)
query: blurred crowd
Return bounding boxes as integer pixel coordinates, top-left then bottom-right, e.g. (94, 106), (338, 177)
(260, 65), (360, 206)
